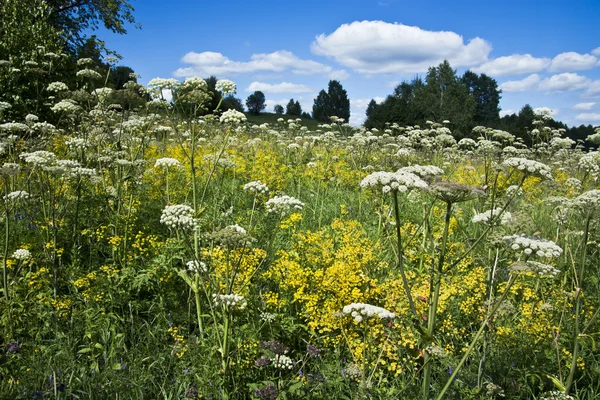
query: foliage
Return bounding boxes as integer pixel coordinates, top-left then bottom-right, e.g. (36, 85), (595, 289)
(274, 104), (284, 115)
(312, 80), (350, 122)
(285, 98), (302, 116)
(246, 90), (266, 115)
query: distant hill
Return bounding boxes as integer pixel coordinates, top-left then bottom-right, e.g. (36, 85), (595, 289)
(244, 112), (322, 130)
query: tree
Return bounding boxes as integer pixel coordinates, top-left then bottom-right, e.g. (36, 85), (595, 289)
(274, 104), (284, 114)
(246, 91), (266, 114)
(222, 96), (244, 112)
(312, 80), (350, 122)
(461, 71), (501, 127)
(286, 99), (302, 116)
(45, 0), (137, 52)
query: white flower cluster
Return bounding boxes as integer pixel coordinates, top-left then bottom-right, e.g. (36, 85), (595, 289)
(51, 99), (80, 114)
(503, 234), (563, 258)
(341, 303), (396, 323)
(398, 165), (444, 181)
(215, 79), (236, 95)
(70, 167), (97, 178)
(19, 150), (57, 168)
(539, 391), (574, 400)
(273, 354), (293, 370)
(76, 69), (102, 80)
(472, 208), (512, 225)
(12, 248), (31, 260)
(186, 260), (207, 274)
(243, 180), (269, 194)
(0, 101), (11, 112)
(568, 189), (600, 212)
(154, 157), (181, 168)
(578, 152), (600, 176)
(47, 81), (69, 92)
(147, 77), (180, 91)
(220, 109), (247, 125)
(225, 224), (247, 234)
(4, 190), (30, 202)
(360, 170), (428, 194)
(212, 293), (247, 309)
(0, 163), (20, 176)
(265, 195), (304, 215)
(502, 157), (553, 180)
(0, 122), (29, 133)
(526, 261), (560, 278)
(65, 137), (88, 150)
(160, 204), (197, 231)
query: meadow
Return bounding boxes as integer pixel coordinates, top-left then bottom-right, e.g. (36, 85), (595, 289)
(1, 66), (600, 400)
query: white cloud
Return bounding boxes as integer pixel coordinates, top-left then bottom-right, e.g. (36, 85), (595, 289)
(161, 89), (173, 103)
(350, 97), (385, 126)
(328, 69), (350, 80)
(499, 74), (541, 92)
(264, 99), (288, 112)
(573, 102), (596, 110)
(548, 52), (598, 72)
(499, 109), (516, 117)
(583, 80), (600, 97)
(311, 20), (491, 74)
(539, 73), (590, 92)
(245, 82), (312, 94)
(576, 113), (600, 122)
(174, 50), (342, 77)
(473, 54), (550, 76)
(534, 107), (559, 116)
(593, 47), (600, 56)
(386, 80), (400, 88)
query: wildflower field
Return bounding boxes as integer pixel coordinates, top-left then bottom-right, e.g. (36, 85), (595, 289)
(2, 62), (600, 400)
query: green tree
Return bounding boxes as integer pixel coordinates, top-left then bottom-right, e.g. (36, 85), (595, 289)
(274, 104), (284, 114)
(461, 70), (501, 127)
(246, 91), (266, 115)
(222, 96), (244, 112)
(312, 80), (350, 122)
(286, 99), (302, 116)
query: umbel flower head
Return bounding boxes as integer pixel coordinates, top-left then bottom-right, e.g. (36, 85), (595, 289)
(154, 157), (181, 169)
(266, 195), (304, 216)
(502, 157), (553, 180)
(160, 204), (197, 231)
(472, 208), (512, 225)
(12, 248), (32, 260)
(210, 224), (254, 248)
(509, 261), (560, 278)
(503, 234), (563, 258)
(215, 79), (237, 95)
(568, 189), (600, 216)
(341, 303), (396, 323)
(428, 181), (486, 204)
(212, 293), (247, 309)
(243, 180), (269, 194)
(220, 109), (247, 124)
(360, 170), (428, 194)
(397, 165), (444, 182)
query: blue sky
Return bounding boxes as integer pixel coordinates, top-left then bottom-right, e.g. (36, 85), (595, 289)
(98, 0), (600, 127)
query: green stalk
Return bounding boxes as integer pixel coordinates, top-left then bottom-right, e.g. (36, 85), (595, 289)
(565, 214), (591, 393)
(392, 190), (417, 317)
(3, 205), (9, 300)
(422, 200), (452, 400)
(194, 282), (204, 338)
(436, 274), (517, 400)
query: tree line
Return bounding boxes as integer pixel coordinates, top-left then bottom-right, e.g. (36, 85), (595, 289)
(365, 60), (596, 143)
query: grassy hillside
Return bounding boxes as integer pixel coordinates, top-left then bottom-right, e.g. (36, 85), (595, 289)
(244, 112), (322, 130)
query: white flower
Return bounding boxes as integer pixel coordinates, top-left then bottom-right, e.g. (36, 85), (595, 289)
(186, 260), (207, 273)
(47, 81), (69, 92)
(76, 69), (102, 80)
(502, 157), (553, 180)
(272, 354), (293, 370)
(398, 165), (444, 181)
(12, 249), (31, 260)
(225, 224), (246, 235)
(215, 79), (237, 95)
(0, 163), (20, 176)
(212, 293), (247, 309)
(4, 191), (30, 202)
(160, 204), (197, 231)
(341, 303), (396, 323)
(220, 109), (247, 124)
(19, 150), (57, 168)
(154, 158), (181, 168)
(25, 114), (39, 123)
(51, 99), (80, 114)
(360, 171), (428, 194)
(503, 234), (563, 258)
(243, 181), (269, 194)
(266, 195), (304, 216)
(472, 208), (512, 225)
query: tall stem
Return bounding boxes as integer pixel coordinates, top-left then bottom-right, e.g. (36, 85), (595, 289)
(3, 207), (9, 300)
(565, 214), (591, 393)
(392, 191), (417, 317)
(422, 201), (452, 400)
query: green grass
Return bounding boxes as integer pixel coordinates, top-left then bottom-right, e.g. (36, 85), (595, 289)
(244, 112), (323, 130)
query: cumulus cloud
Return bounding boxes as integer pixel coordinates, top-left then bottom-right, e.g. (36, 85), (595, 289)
(576, 113), (600, 122)
(583, 80), (600, 97)
(328, 69), (350, 80)
(245, 82), (312, 94)
(350, 97), (385, 126)
(264, 99), (288, 112)
(311, 21), (491, 74)
(539, 73), (590, 92)
(593, 47), (600, 56)
(534, 107), (559, 116)
(573, 102), (596, 110)
(499, 74), (541, 92)
(473, 54), (550, 76)
(500, 109), (516, 117)
(174, 50), (344, 78)
(548, 52), (598, 72)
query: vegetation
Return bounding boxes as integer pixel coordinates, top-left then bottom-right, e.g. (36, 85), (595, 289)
(246, 91), (267, 115)
(312, 80), (350, 123)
